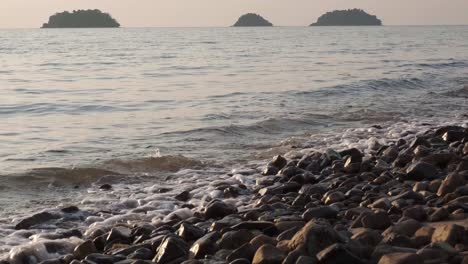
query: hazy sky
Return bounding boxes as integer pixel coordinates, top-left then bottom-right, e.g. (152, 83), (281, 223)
(1, 0), (468, 28)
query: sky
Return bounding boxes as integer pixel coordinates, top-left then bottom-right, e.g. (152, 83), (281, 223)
(1, 0), (468, 28)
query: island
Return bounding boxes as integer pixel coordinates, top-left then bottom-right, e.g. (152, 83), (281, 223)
(41, 9), (120, 28)
(233, 13), (273, 27)
(310, 9), (382, 26)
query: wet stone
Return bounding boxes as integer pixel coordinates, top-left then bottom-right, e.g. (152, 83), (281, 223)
(431, 224), (465, 246)
(175, 191), (191, 202)
(204, 200), (237, 219)
(226, 243), (256, 262)
(177, 223), (205, 242)
(153, 235), (189, 264)
(74, 240), (97, 260)
(189, 231), (221, 259)
(218, 229), (254, 250)
(405, 162), (438, 181)
(302, 206), (339, 221)
(252, 244), (285, 264)
(288, 221), (343, 256)
(14, 211), (59, 230)
(378, 252), (423, 264)
(316, 243), (364, 264)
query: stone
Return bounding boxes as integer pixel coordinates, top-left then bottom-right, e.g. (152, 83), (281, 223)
(443, 131), (465, 142)
(378, 252), (423, 264)
(402, 205), (427, 221)
(204, 200), (237, 219)
(351, 228), (383, 246)
(406, 162), (438, 181)
(229, 259), (250, 264)
(428, 207), (449, 222)
(252, 244), (285, 264)
(269, 155), (288, 170)
(99, 184), (112, 190)
(226, 243), (256, 262)
(61, 205), (80, 213)
(324, 192), (345, 205)
(288, 221), (343, 256)
(370, 198), (392, 210)
(85, 254), (125, 264)
(316, 243), (364, 264)
(437, 173), (466, 197)
(14, 211), (59, 230)
(218, 229), (255, 250)
(231, 221), (275, 231)
(73, 240), (97, 260)
(302, 206), (339, 220)
(128, 248), (154, 260)
(106, 226), (131, 243)
(431, 224), (464, 246)
(250, 234), (276, 251)
(361, 212), (392, 230)
(153, 236), (189, 263)
(189, 231), (221, 259)
(177, 223), (205, 242)
(383, 219), (422, 237)
(175, 191), (191, 201)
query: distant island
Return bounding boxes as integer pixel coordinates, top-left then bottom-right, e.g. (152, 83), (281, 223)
(233, 13), (273, 27)
(42, 9), (120, 28)
(310, 9), (382, 26)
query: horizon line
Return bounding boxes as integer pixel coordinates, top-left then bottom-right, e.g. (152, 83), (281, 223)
(1, 24), (468, 29)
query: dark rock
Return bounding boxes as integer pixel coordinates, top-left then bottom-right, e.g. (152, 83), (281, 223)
(316, 243), (364, 264)
(351, 228), (383, 246)
(378, 252), (423, 264)
(302, 206), (338, 221)
(218, 229), (255, 250)
(229, 259), (250, 264)
(61, 206), (80, 213)
(99, 184), (112, 190)
(443, 131), (465, 142)
(383, 219), (422, 237)
(153, 236), (189, 263)
(438, 173), (466, 197)
(295, 256), (318, 264)
(15, 211), (59, 230)
(231, 221), (275, 231)
(177, 223), (205, 242)
(204, 200), (237, 219)
(361, 211), (392, 230)
(74, 240), (97, 260)
(226, 243), (256, 262)
(175, 191), (191, 202)
(250, 234), (276, 251)
(402, 205), (427, 221)
(405, 162), (438, 181)
(252, 244), (285, 264)
(428, 207), (450, 222)
(85, 254), (125, 264)
(189, 231), (221, 259)
(339, 148), (363, 163)
(288, 221), (343, 256)
(409, 137), (431, 149)
(128, 248), (154, 260)
(269, 155), (288, 170)
(107, 226), (131, 244)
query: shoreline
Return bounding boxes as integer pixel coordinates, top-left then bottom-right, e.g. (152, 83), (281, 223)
(1, 122), (467, 264)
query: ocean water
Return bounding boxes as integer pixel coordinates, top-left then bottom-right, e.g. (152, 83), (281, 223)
(0, 26), (467, 224)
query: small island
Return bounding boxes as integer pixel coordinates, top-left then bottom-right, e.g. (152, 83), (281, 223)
(310, 9), (382, 26)
(233, 13), (273, 27)
(42, 9), (120, 28)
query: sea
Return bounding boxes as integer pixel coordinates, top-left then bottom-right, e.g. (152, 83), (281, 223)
(0, 26), (467, 254)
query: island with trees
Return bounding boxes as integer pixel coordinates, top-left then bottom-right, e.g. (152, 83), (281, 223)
(41, 9), (120, 28)
(233, 13), (273, 27)
(310, 9), (382, 26)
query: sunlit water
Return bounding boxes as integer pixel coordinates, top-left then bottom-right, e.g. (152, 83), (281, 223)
(0, 26), (468, 218)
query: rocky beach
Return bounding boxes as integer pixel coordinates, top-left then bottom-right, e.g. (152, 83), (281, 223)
(1, 122), (467, 264)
